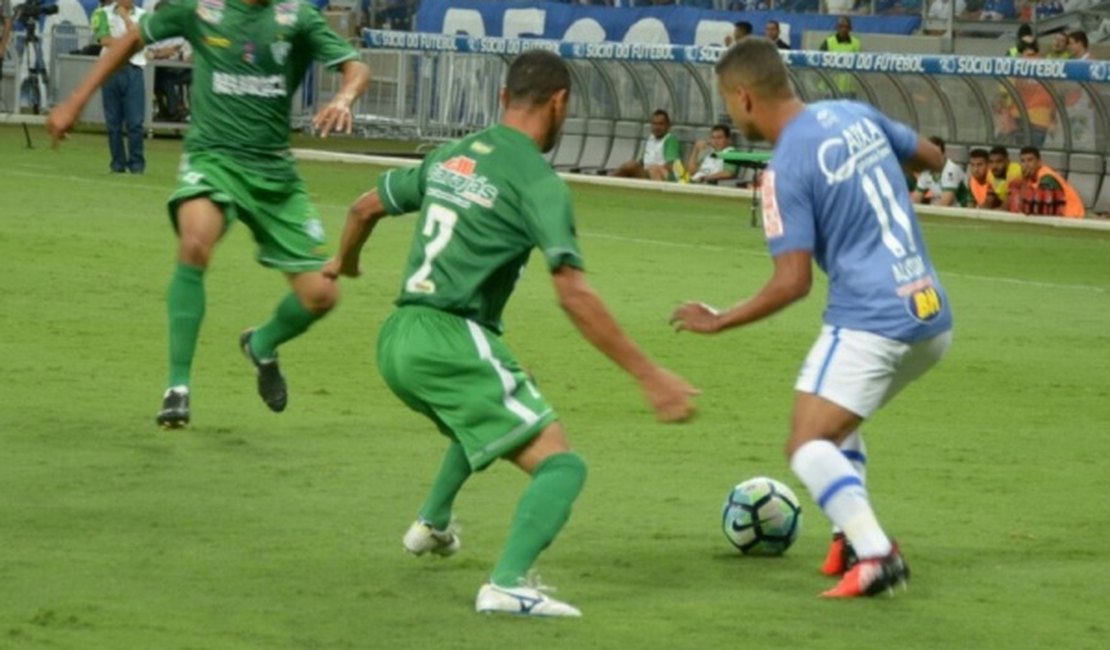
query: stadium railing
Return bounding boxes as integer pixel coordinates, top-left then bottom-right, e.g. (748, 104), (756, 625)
(332, 30), (1109, 212)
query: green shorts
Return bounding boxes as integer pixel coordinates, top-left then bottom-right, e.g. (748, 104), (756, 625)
(377, 306), (558, 471)
(168, 150), (327, 272)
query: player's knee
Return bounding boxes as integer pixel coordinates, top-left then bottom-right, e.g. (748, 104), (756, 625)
(177, 235), (214, 267)
(301, 279), (339, 313)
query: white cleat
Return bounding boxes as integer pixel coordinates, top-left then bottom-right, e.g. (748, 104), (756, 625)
(402, 520), (461, 557)
(475, 583), (582, 618)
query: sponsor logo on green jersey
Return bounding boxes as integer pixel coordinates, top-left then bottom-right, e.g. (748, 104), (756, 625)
(430, 156), (499, 208)
(212, 72), (287, 97)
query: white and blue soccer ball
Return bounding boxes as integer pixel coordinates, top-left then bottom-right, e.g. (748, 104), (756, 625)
(722, 476), (803, 556)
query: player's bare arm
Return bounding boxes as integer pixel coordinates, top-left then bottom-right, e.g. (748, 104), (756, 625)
(313, 59), (372, 138)
(671, 250), (812, 334)
(322, 189), (389, 279)
(552, 266), (698, 422)
(46, 28), (143, 143)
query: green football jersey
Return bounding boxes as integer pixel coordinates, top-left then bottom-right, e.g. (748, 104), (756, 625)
(378, 124), (585, 334)
(139, 0), (357, 164)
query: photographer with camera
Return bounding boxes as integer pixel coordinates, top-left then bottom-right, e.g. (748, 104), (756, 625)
(96, 0), (147, 173)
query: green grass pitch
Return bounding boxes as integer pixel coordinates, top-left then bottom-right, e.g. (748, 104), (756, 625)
(1, 125), (1108, 649)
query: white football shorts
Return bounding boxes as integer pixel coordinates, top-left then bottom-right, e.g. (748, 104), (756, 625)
(795, 325), (953, 419)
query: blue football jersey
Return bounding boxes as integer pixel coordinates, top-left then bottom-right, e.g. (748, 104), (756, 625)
(762, 101), (953, 342)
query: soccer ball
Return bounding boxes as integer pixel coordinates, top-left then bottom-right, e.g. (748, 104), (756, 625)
(722, 477), (803, 556)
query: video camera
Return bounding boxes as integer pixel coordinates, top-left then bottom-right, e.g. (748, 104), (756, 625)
(13, 0), (60, 28)
(13, 0), (60, 34)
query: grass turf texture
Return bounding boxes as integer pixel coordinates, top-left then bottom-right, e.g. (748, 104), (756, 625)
(1, 125), (1108, 649)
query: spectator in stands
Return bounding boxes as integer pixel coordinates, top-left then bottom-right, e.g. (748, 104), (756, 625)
(987, 146), (1023, 207)
(1007, 146), (1085, 218)
(1068, 30), (1091, 59)
(1047, 31), (1072, 59)
(1012, 42), (1056, 147)
(819, 17), (861, 99)
(725, 21), (753, 46)
(967, 148), (1004, 209)
(765, 20), (790, 50)
(613, 109), (681, 182)
(928, 0), (967, 21)
(820, 16), (861, 53)
(1036, 0), (1065, 20)
(685, 124), (739, 184)
(911, 136), (970, 207)
(1007, 23), (1035, 55)
(1, 0), (12, 70)
(981, 0), (1019, 22)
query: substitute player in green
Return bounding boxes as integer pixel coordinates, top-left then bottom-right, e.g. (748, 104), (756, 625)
(324, 51), (698, 617)
(47, 0), (371, 428)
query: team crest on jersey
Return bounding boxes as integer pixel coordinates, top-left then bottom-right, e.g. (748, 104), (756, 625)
(276, 1), (299, 27)
(197, 0), (224, 24)
(761, 170), (784, 239)
(469, 141), (493, 155)
(242, 41), (256, 64)
(271, 40), (292, 66)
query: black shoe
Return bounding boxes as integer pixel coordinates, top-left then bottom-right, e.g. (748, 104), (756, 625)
(156, 387), (190, 428)
(240, 329), (287, 412)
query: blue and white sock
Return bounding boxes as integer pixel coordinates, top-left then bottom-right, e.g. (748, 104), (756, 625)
(831, 430), (868, 535)
(791, 439), (891, 559)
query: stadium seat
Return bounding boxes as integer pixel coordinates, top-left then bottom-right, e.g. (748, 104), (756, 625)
(946, 144), (968, 167)
(568, 120), (614, 172)
(1040, 150), (1068, 177)
(551, 118), (586, 169)
(1066, 153), (1104, 210)
(1096, 158), (1110, 215)
(579, 120), (641, 175)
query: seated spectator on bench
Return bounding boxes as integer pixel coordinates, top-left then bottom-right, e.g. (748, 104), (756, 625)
(911, 136), (970, 207)
(986, 145), (1022, 207)
(967, 148), (997, 209)
(613, 109), (681, 182)
(685, 124), (739, 184)
(1007, 146), (1085, 218)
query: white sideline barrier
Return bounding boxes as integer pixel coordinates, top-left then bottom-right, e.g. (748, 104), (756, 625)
(293, 149), (1110, 232)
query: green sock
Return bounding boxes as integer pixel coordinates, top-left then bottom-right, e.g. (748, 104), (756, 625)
(418, 441), (472, 530)
(491, 452), (587, 587)
(167, 263), (206, 388)
(250, 293), (323, 360)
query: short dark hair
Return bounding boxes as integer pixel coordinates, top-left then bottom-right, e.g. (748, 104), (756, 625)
(505, 50), (570, 106)
(652, 108), (671, 124)
(969, 148), (989, 161)
(711, 123), (732, 138)
(1017, 23), (1034, 38)
(1019, 146), (1041, 158)
(734, 21), (753, 35)
(928, 135), (946, 153)
(1068, 30), (1089, 49)
(715, 37), (792, 100)
(837, 16), (852, 29)
(767, 19), (780, 29)
(989, 145), (1009, 158)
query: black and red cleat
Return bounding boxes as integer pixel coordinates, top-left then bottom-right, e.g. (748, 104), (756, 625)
(821, 544), (909, 598)
(820, 533), (859, 577)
